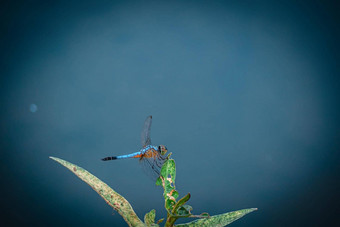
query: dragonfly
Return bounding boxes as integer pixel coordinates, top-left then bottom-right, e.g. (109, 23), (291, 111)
(102, 115), (168, 179)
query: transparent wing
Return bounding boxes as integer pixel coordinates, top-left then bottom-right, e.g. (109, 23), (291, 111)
(141, 115), (152, 147)
(140, 153), (167, 181)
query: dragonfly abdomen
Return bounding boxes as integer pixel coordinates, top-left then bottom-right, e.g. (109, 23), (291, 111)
(102, 156), (117, 161)
(102, 151), (143, 161)
(101, 146), (159, 161)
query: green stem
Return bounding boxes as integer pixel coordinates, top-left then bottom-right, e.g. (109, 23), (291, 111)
(166, 215), (177, 227)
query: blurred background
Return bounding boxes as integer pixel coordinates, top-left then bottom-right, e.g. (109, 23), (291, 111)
(0, 0), (339, 226)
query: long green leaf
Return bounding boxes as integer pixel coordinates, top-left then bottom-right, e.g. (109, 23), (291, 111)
(50, 156), (145, 227)
(159, 159), (178, 212)
(175, 208), (257, 227)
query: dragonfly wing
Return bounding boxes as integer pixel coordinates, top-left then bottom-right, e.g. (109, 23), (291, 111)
(141, 115), (152, 147)
(140, 154), (167, 181)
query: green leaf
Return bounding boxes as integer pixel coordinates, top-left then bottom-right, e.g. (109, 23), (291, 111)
(172, 193), (191, 215)
(156, 218), (164, 224)
(49, 157), (146, 227)
(175, 208), (257, 227)
(177, 205), (192, 216)
(199, 212), (210, 218)
(159, 159), (177, 212)
(155, 177), (162, 186)
(144, 209), (157, 227)
(166, 199), (176, 210)
(172, 191), (179, 199)
(160, 159), (176, 183)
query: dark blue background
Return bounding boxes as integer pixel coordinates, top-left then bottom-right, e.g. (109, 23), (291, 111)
(1, 0), (339, 226)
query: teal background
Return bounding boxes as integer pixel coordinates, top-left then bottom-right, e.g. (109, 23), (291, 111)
(1, 0), (339, 226)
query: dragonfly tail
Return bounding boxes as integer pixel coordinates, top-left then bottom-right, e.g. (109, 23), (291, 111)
(101, 156), (118, 161)
(102, 151), (143, 161)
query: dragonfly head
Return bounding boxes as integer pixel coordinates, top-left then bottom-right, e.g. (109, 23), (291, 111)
(158, 145), (168, 155)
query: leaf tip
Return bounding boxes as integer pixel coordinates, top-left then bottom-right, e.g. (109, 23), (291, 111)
(245, 208), (258, 214)
(49, 156), (64, 166)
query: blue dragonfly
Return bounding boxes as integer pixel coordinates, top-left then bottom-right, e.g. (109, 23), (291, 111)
(102, 116), (168, 179)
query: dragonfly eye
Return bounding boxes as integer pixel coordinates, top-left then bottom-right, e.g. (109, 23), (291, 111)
(159, 145), (167, 155)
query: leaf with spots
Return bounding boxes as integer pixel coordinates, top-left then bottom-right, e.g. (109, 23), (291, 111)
(144, 209), (159, 227)
(50, 157), (145, 227)
(175, 208), (258, 227)
(158, 159), (177, 212)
